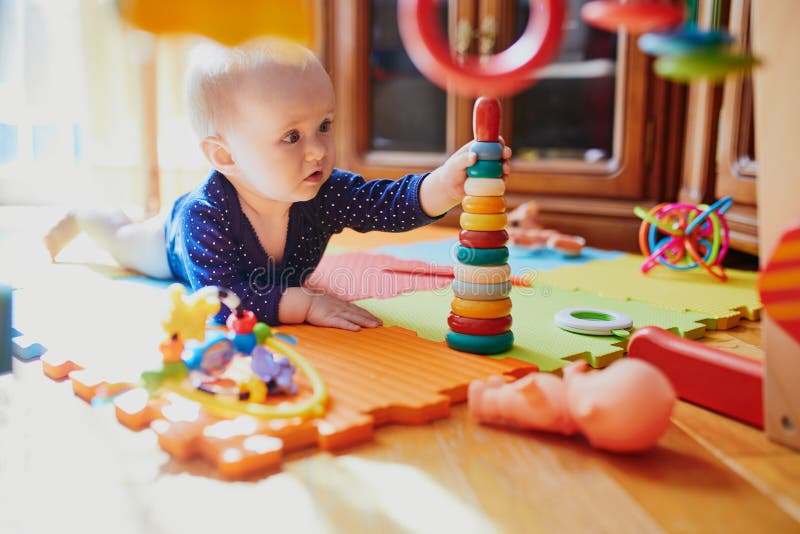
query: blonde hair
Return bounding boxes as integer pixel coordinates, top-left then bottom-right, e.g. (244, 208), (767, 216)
(184, 38), (321, 138)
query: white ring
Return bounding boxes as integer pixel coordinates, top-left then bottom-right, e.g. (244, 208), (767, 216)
(453, 264), (511, 284)
(464, 178), (505, 196)
(554, 308), (633, 336)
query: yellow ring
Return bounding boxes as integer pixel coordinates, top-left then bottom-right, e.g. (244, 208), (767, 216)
(451, 297), (512, 319)
(460, 213), (507, 231)
(160, 336), (328, 420)
(464, 178), (505, 196)
(453, 263), (511, 284)
(462, 195), (506, 214)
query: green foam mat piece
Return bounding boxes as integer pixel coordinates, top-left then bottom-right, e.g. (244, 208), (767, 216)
(358, 285), (709, 371)
(532, 254), (762, 330)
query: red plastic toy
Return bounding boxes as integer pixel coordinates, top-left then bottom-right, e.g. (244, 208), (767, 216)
(581, 1), (684, 34)
(397, 0), (565, 97)
(627, 326), (763, 428)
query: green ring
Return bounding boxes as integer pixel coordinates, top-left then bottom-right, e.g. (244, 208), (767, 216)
(456, 246), (509, 266)
(467, 160), (503, 178)
(446, 330), (514, 355)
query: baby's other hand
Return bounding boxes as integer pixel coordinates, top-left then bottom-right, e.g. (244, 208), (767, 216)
(306, 294), (383, 331)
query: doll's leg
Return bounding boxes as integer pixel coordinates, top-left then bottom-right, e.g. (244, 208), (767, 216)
(44, 210), (172, 279)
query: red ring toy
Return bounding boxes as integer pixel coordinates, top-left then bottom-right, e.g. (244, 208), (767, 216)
(398, 0), (566, 97)
(459, 229), (509, 249)
(448, 313), (513, 336)
(581, 1), (684, 34)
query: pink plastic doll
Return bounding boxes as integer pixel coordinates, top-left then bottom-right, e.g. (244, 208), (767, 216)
(468, 358), (676, 452)
(507, 200), (586, 255)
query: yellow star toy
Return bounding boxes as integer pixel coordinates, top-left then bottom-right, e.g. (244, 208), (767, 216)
(161, 284), (221, 342)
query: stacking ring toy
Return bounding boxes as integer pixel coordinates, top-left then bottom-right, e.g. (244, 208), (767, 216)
(460, 213), (508, 232)
(456, 246), (509, 266)
(446, 331), (514, 355)
(453, 263), (511, 284)
(554, 308), (633, 337)
(462, 196), (506, 214)
(451, 297), (512, 319)
(451, 280), (512, 301)
(464, 178), (506, 197)
(397, 0), (565, 97)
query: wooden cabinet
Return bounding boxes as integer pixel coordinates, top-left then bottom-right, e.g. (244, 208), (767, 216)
(680, 0), (758, 255)
(328, 0), (685, 251)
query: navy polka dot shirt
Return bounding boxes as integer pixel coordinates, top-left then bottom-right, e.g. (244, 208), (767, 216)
(165, 169), (443, 324)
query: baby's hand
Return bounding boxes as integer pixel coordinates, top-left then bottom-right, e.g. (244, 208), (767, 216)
(420, 139), (512, 217)
(306, 293), (383, 331)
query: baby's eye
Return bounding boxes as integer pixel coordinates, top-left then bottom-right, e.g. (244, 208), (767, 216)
(282, 131), (301, 144)
(319, 119), (332, 133)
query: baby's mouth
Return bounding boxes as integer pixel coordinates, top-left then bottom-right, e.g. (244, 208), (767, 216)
(304, 170), (324, 183)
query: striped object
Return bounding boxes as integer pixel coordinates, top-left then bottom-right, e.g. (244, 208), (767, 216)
(758, 223), (800, 345)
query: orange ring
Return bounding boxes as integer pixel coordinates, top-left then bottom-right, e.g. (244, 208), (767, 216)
(451, 297), (512, 319)
(462, 195), (506, 214)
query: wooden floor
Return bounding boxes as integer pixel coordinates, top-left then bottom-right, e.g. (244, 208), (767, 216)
(1, 208), (799, 533)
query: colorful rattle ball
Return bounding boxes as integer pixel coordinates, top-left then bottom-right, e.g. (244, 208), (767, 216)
(634, 196), (732, 281)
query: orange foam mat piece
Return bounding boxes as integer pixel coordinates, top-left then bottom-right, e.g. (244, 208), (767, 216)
(42, 325), (535, 479)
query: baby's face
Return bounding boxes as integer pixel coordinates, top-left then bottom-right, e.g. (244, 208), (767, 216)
(223, 62), (336, 203)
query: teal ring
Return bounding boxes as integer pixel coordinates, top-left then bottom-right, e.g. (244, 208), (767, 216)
(456, 245), (509, 266)
(451, 279), (511, 301)
(467, 160), (503, 178)
(470, 141), (503, 160)
(446, 330), (514, 355)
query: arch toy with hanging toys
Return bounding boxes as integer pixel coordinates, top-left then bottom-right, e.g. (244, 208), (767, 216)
(581, 0), (759, 82)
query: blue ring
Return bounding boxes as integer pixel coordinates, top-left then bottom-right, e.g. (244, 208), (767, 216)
(467, 160), (503, 178)
(470, 141), (503, 160)
(456, 246), (509, 266)
(638, 27), (733, 57)
(446, 330), (514, 355)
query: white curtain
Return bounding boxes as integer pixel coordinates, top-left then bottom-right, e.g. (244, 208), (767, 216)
(0, 0), (207, 209)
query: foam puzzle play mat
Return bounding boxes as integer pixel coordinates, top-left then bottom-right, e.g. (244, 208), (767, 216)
(10, 223), (766, 478)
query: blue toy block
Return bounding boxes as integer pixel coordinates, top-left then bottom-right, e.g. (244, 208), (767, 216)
(10, 327), (47, 361)
(1, 285), (11, 374)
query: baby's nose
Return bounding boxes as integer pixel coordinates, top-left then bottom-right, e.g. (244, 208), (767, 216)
(305, 136), (326, 161)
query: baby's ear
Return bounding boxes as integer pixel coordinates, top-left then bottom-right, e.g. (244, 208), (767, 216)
(201, 136), (237, 175)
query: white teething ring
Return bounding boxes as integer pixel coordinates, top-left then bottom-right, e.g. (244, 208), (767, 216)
(554, 308), (633, 336)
